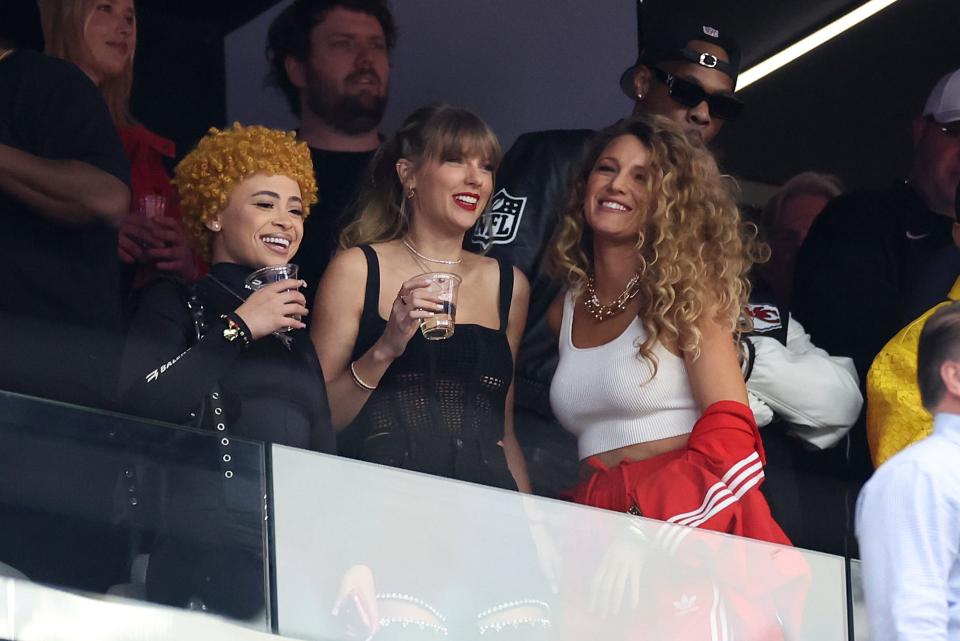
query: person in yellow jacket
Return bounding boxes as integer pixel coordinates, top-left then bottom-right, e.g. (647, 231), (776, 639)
(868, 277), (960, 466)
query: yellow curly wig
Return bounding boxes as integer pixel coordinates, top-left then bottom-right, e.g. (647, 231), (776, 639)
(173, 123), (318, 260)
(547, 114), (767, 373)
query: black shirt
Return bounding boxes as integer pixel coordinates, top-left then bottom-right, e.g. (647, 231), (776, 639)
(0, 50), (130, 407)
(793, 182), (955, 385)
(119, 263), (335, 453)
(295, 147), (374, 308)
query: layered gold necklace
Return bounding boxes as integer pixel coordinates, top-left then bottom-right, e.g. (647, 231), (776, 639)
(583, 274), (642, 321)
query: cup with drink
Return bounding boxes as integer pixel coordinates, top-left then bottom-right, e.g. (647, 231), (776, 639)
(137, 194), (167, 219)
(418, 272), (461, 340)
(244, 263), (301, 332)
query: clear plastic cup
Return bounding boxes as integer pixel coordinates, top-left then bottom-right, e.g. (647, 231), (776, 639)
(244, 264), (300, 331)
(137, 194), (167, 219)
(418, 272), (461, 341)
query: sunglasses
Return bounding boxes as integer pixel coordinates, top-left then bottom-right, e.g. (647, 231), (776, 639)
(650, 67), (744, 121)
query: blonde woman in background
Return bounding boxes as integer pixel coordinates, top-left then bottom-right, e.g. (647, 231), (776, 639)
(40, 0), (198, 286)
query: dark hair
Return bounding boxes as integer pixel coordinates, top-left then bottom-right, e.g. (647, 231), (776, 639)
(917, 302), (960, 410)
(341, 104), (502, 247)
(266, 0), (397, 117)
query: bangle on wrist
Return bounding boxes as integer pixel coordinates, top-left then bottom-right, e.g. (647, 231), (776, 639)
(221, 313), (251, 347)
(350, 361), (377, 391)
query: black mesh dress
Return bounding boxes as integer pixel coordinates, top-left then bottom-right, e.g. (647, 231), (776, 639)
(349, 245), (517, 490)
(335, 247), (553, 640)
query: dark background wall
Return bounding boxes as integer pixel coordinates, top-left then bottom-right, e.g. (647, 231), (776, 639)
(720, 0), (960, 191)
(225, 0), (637, 150)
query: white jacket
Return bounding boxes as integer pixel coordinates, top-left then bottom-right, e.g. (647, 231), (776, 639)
(747, 314), (862, 449)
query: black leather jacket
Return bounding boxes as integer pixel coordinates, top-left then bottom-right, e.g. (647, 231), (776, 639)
(466, 129), (595, 418)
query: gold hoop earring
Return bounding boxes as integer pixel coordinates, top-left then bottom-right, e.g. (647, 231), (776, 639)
(211, 221), (221, 231)
(406, 187), (416, 200)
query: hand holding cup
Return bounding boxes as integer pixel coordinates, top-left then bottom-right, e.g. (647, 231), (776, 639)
(378, 275), (445, 358)
(233, 278), (308, 339)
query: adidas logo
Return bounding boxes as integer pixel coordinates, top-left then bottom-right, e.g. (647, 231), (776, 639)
(673, 594), (699, 615)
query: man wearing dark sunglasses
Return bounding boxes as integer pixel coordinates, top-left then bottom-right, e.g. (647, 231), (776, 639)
(617, 21), (743, 143)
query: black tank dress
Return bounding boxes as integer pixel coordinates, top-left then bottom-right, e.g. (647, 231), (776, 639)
(349, 245), (517, 490)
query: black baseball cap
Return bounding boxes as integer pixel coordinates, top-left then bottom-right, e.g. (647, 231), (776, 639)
(619, 18), (742, 99)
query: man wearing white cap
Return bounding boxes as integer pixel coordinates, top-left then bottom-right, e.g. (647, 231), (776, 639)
(794, 67), (960, 477)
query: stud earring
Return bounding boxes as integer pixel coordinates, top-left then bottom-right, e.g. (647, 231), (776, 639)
(211, 221), (221, 231)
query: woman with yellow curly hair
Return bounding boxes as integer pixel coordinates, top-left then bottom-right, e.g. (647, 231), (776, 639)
(118, 123), (334, 616)
(121, 123), (331, 447)
(546, 115), (789, 546)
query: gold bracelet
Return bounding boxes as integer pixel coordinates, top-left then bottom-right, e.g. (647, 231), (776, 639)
(349, 361), (377, 391)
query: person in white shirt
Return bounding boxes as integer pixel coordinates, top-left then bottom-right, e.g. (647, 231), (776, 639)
(856, 300), (960, 641)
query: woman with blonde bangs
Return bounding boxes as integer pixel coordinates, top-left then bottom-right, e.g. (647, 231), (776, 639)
(313, 105), (533, 492)
(546, 114), (790, 546)
(40, 0), (198, 286)
(314, 104), (555, 641)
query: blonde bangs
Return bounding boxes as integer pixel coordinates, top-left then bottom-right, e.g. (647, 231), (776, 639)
(422, 110), (502, 170)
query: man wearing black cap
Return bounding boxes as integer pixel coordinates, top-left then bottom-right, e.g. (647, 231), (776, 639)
(474, 11), (863, 551)
(618, 21), (743, 144)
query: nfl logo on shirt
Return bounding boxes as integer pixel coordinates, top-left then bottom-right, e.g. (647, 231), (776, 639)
(471, 188), (527, 250)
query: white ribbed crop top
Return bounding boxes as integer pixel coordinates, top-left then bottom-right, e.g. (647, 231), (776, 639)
(549, 291), (699, 460)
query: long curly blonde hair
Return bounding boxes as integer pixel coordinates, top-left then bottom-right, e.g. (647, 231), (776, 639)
(173, 123), (318, 260)
(341, 104), (502, 248)
(547, 114), (765, 372)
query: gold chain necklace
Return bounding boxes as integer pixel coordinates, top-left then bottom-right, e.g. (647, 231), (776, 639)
(583, 274), (642, 321)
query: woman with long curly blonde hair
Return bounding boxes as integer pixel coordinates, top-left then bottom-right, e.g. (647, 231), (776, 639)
(546, 114), (790, 546)
(40, 0), (199, 285)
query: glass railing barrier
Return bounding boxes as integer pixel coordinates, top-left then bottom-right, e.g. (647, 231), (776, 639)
(271, 444), (851, 641)
(0, 576), (313, 641)
(0, 390), (270, 629)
